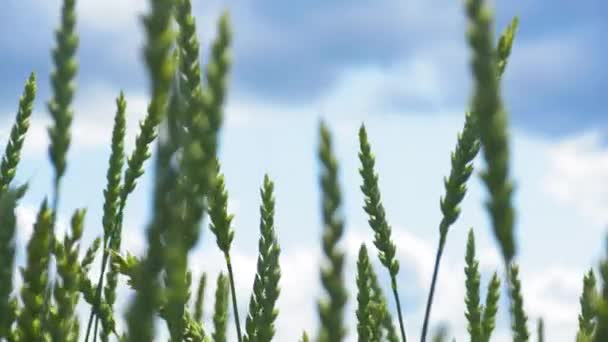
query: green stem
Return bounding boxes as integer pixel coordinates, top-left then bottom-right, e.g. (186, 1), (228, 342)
(225, 254), (243, 342)
(420, 237), (446, 341)
(391, 276), (407, 342)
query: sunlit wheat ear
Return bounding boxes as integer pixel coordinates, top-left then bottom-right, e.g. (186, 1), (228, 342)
(80, 237), (101, 274)
(51, 208), (86, 342)
(257, 175), (281, 342)
(300, 331), (310, 342)
(175, 0), (204, 123)
(508, 264), (529, 341)
(421, 109), (480, 340)
(496, 17), (519, 77)
(357, 124), (406, 342)
(94, 93), (127, 342)
(355, 244), (373, 341)
(577, 269), (597, 340)
(208, 163), (235, 254)
(102, 93), (126, 244)
(464, 229), (482, 342)
(421, 16), (519, 339)
(465, 0), (516, 266)
(212, 273), (230, 342)
(244, 174), (281, 342)
(161, 12), (234, 330)
(0, 73), (36, 196)
(193, 272), (208, 324)
(208, 161), (243, 342)
(15, 199), (53, 341)
(124, 0), (176, 340)
(317, 121), (348, 342)
(47, 0), (78, 210)
(481, 272), (500, 342)
(0, 186), (26, 339)
(87, 91), (127, 342)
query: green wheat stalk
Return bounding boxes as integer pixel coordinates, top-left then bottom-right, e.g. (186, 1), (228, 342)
(0, 186), (26, 339)
(577, 269), (597, 340)
(160, 9), (232, 338)
(480, 272), (500, 342)
(420, 16), (518, 339)
(537, 318), (544, 342)
(80, 237), (101, 274)
(96, 92), (127, 342)
(464, 229), (482, 342)
(358, 124), (406, 342)
(593, 241), (608, 341)
(0, 73), (36, 196)
(317, 122), (348, 342)
(420, 110), (479, 341)
(465, 0), (517, 266)
(208, 162), (243, 342)
(47, 0), (78, 212)
(356, 244), (373, 342)
(124, 0), (176, 339)
(369, 263), (400, 342)
(213, 273), (230, 342)
(50, 208), (86, 342)
(508, 264), (530, 341)
(243, 174), (282, 342)
(193, 272), (208, 324)
(14, 200), (53, 342)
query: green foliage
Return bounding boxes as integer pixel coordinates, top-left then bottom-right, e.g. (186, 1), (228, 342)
(537, 318), (544, 342)
(208, 165), (235, 255)
(358, 124), (407, 341)
(356, 244), (373, 342)
(51, 209), (86, 342)
(0, 73), (36, 195)
(97, 92), (127, 342)
(47, 0), (78, 197)
(578, 269), (597, 340)
(464, 230), (482, 342)
(481, 272), (501, 341)
(0, 186), (26, 339)
(509, 264), (530, 341)
(124, 0), (177, 338)
(368, 263), (400, 342)
(15, 200), (53, 342)
(317, 122), (348, 342)
(193, 272), (208, 324)
(212, 273), (230, 342)
(244, 175), (281, 342)
(358, 125), (399, 277)
(3, 0), (606, 342)
(465, 0), (516, 265)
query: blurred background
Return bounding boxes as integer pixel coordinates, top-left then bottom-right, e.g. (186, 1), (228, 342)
(1, 0), (607, 340)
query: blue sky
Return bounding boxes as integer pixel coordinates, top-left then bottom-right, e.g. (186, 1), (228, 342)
(2, 0), (608, 341)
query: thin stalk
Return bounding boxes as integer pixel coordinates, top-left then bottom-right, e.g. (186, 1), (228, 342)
(225, 254), (243, 342)
(85, 217), (121, 342)
(420, 239), (445, 341)
(391, 277), (407, 342)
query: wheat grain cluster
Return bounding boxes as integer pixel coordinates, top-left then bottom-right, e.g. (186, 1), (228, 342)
(0, 0), (606, 341)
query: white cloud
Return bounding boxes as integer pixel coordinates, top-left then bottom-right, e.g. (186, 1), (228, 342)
(543, 130), (608, 226)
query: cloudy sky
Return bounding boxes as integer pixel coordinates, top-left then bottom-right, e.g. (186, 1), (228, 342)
(2, 0), (607, 341)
